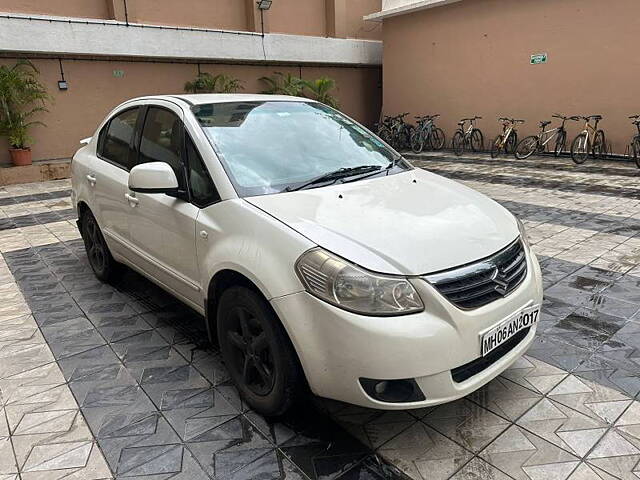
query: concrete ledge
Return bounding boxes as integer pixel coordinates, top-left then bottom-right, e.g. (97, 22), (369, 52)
(0, 13), (382, 66)
(0, 160), (71, 186)
(364, 0), (462, 21)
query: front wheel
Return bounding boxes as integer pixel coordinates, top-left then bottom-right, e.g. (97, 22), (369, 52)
(554, 130), (566, 157)
(378, 126), (392, 146)
(571, 133), (590, 164)
(505, 132), (518, 155)
(217, 286), (302, 416)
(470, 129), (484, 152)
(429, 127), (446, 151)
(592, 130), (606, 159)
(452, 131), (464, 156)
(410, 130), (425, 153)
(515, 136), (539, 160)
(490, 135), (503, 158)
(633, 137), (640, 169)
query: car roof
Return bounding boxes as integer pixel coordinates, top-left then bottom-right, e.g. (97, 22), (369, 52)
(131, 94), (316, 106)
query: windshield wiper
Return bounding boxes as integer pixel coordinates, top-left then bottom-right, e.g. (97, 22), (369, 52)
(284, 165), (382, 192)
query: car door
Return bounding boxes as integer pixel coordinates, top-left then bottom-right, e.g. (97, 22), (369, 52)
(125, 102), (203, 309)
(91, 106), (141, 258)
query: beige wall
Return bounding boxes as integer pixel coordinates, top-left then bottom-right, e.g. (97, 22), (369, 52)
(0, 58), (381, 165)
(0, 0), (110, 19)
(124, 0), (247, 31)
(346, 0), (382, 40)
(0, 0), (382, 39)
(382, 0), (638, 153)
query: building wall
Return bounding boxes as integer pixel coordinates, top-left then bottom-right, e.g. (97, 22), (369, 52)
(124, 0), (247, 31)
(346, 0), (382, 40)
(382, 0), (638, 153)
(0, 0), (110, 19)
(0, 0), (382, 39)
(0, 58), (381, 165)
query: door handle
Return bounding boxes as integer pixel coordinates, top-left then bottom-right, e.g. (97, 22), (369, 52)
(86, 174), (97, 186)
(124, 193), (139, 207)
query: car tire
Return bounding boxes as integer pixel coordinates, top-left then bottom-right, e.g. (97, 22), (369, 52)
(217, 286), (301, 416)
(81, 210), (119, 282)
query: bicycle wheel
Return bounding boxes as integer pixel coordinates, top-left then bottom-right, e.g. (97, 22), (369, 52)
(452, 131), (464, 156)
(554, 130), (566, 157)
(505, 132), (518, 155)
(571, 133), (590, 164)
(410, 130), (425, 153)
(470, 129), (484, 152)
(378, 126), (393, 146)
(592, 130), (605, 159)
(633, 137), (640, 169)
(429, 127), (446, 151)
(400, 126), (413, 150)
(515, 136), (539, 160)
(490, 135), (503, 158)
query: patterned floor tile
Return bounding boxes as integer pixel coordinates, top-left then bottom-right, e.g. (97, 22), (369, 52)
(501, 355), (568, 395)
(376, 422), (473, 480)
(480, 425), (580, 480)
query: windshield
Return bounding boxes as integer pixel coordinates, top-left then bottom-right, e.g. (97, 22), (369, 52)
(193, 101), (407, 197)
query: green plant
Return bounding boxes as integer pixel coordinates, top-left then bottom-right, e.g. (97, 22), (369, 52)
(303, 76), (339, 108)
(259, 72), (306, 96)
(184, 72), (244, 94)
(0, 59), (50, 149)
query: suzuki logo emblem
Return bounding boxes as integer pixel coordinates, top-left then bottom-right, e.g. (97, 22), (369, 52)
(491, 268), (509, 295)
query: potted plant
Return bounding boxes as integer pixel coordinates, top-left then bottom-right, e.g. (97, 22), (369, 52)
(0, 59), (50, 166)
(303, 76), (339, 108)
(184, 72), (244, 93)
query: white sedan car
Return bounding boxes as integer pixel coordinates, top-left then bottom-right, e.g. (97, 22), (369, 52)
(71, 94), (543, 416)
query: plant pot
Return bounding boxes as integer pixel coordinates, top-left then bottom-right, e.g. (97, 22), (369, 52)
(9, 148), (32, 166)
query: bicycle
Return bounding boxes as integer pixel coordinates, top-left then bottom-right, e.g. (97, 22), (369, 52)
(410, 114), (446, 153)
(490, 117), (524, 158)
(378, 113), (413, 150)
(515, 114), (576, 160)
(451, 116), (484, 156)
(628, 115), (640, 169)
(570, 115), (605, 164)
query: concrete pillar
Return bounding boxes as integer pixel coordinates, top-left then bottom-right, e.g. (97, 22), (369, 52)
(106, 0), (129, 23)
(326, 0), (347, 38)
(245, 0), (270, 34)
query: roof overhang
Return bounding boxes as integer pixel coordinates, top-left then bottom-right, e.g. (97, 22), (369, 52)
(364, 0), (463, 21)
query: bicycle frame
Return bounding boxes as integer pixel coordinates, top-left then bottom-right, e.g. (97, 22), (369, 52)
(538, 127), (561, 148)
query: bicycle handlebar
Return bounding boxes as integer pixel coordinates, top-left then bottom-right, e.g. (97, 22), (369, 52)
(630, 114), (640, 119)
(498, 117), (525, 123)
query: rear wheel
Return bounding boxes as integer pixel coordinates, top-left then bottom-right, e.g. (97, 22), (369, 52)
(452, 131), (464, 156)
(505, 132), (518, 155)
(490, 135), (503, 158)
(515, 136), (539, 160)
(571, 133), (590, 164)
(592, 130), (605, 159)
(217, 286), (302, 416)
(554, 130), (566, 157)
(470, 129), (484, 152)
(410, 130), (425, 153)
(81, 210), (119, 282)
(633, 137), (640, 169)
(429, 127), (446, 151)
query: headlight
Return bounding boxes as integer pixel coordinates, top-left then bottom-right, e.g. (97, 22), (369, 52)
(295, 248), (424, 315)
(516, 217), (530, 248)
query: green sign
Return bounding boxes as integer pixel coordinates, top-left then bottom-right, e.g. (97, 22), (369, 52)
(113, 70), (125, 78)
(530, 53), (547, 65)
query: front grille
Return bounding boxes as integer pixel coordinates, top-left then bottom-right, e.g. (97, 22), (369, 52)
(451, 327), (530, 383)
(425, 238), (527, 309)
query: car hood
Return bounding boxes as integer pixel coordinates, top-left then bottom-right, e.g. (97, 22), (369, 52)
(246, 169), (519, 275)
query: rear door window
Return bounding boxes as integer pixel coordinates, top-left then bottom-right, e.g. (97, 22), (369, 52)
(99, 107), (139, 169)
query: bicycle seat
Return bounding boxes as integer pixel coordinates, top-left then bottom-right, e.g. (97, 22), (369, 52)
(514, 119), (525, 124)
(430, 114), (441, 119)
(472, 116), (482, 120)
(457, 121), (465, 126)
(588, 115), (602, 120)
(539, 120), (551, 127)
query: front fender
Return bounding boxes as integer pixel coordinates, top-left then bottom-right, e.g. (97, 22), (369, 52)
(197, 199), (315, 301)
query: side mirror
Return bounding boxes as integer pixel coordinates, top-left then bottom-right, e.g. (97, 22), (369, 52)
(128, 162), (178, 195)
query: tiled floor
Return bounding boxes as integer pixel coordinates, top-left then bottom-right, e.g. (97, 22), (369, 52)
(0, 152), (639, 479)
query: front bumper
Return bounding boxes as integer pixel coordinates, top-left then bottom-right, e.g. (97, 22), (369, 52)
(271, 248), (543, 409)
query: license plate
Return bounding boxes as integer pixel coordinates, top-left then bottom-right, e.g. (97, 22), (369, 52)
(481, 305), (539, 356)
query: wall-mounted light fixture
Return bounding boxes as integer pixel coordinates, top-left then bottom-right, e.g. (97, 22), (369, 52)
(57, 59), (68, 91)
(257, 0), (272, 10)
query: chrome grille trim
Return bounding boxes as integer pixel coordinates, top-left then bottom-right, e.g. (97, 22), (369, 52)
(424, 238), (528, 310)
